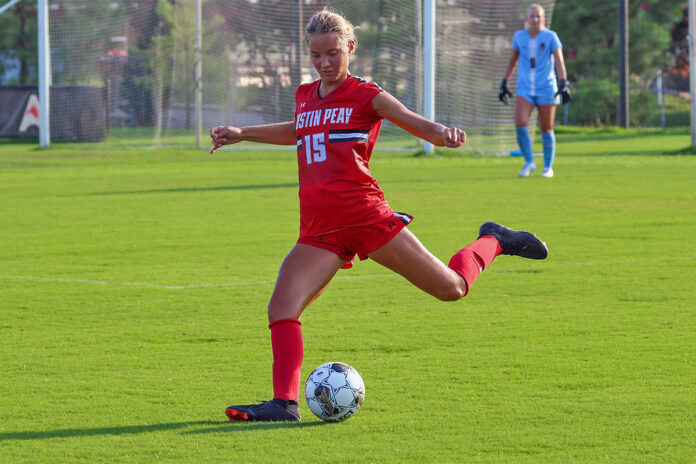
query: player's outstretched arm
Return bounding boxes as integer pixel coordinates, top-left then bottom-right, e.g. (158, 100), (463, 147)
(209, 122), (296, 154)
(371, 92), (465, 148)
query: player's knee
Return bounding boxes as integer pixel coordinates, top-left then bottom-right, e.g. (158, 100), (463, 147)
(433, 282), (467, 301)
(267, 304), (288, 323)
(267, 298), (301, 322)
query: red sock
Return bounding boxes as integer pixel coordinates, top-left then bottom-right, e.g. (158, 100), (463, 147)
(447, 236), (502, 294)
(269, 318), (303, 402)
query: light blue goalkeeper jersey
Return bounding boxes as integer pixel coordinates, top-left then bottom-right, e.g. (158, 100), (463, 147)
(512, 28), (562, 97)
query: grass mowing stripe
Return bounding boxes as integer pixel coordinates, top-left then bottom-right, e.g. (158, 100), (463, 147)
(1, 256), (693, 289)
(0, 274), (278, 289)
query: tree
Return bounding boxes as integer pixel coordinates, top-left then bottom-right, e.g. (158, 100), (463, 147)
(551, 0), (685, 125)
(0, 1), (38, 84)
(667, 6), (689, 81)
(553, 0), (684, 81)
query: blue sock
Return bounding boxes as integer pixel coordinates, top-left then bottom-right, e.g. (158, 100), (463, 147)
(541, 131), (555, 168)
(515, 127), (534, 164)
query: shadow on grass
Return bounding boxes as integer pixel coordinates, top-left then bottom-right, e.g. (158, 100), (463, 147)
(0, 419), (324, 441)
(0, 421), (218, 441)
(553, 126), (690, 141)
(181, 421), (326, 434)
(85, 182), (299, 196)
(558, 145), (696, 157)
(669, 146), (696, 155)
(0, 137), (37, 145)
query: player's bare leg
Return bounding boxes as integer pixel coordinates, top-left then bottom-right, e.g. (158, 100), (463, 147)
(369, 223), (547, 300)
(226, 244), (344, 422)
(514, 95), (535, 127)
(537, 104), (556, 132)
(267, 243), (345, 322)
(514, 96), (537, 176)
(537, 104), (558, 177)
(367, 228), (468, 301)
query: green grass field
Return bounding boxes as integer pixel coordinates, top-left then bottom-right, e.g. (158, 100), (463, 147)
(1, 128), (695, 463)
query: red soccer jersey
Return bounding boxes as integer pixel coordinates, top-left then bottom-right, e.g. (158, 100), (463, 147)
(295, 75), (394, 237)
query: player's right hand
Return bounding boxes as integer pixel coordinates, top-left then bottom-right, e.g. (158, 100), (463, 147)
(499, 79), (513, 105)
(209, 126), (243, 154)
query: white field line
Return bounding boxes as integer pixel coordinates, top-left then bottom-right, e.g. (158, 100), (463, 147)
(1, 256), (693, 290)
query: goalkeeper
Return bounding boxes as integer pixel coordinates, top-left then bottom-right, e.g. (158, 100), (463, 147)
(499, 3), (570, 178)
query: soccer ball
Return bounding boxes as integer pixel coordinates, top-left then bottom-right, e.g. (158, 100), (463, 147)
(304, 362), (365, 422)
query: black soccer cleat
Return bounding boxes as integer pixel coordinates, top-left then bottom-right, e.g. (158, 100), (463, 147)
(225, 398), (301, 422)
(479, 221), (548, 260)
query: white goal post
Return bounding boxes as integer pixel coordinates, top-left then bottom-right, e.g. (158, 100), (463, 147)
(0, 0), (23, 15)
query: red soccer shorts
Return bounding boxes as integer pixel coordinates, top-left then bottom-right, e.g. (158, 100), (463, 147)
(297, 212), (414, 269)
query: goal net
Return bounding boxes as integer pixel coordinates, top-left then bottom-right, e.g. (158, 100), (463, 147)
(44, 0), (554, 153)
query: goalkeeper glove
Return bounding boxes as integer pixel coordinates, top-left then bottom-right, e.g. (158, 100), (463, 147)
(499, 79), (513, 105)
(556, 79), (571, 104)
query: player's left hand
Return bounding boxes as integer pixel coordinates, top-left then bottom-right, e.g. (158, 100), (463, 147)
(443, 127), (466, 148)
(555, 79), (571, 104)
(209, 125), (243, 154)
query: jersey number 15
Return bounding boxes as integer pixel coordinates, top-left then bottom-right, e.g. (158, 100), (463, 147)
(303, 133), (327, 165)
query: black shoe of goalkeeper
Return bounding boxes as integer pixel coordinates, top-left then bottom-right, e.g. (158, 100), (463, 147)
(225, 398), (301, 422)
(479, 221), (548, 260)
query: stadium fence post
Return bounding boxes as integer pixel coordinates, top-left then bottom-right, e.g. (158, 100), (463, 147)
(423, 0), (435, 154)
(38, 0), (51, 148)
(689, 0), (696, 145)
(195, 0), (203, 148)
(655, 70), (665, 129)
(619, 0), (629, 129)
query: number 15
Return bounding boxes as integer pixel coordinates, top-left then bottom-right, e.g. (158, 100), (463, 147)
(304, 133), (326, 164)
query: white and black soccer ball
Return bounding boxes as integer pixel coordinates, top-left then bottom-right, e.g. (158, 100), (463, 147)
(304, 362), (365, 422)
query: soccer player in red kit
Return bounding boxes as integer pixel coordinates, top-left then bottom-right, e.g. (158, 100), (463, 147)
(210, 8), (548, 422)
